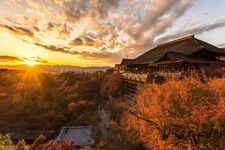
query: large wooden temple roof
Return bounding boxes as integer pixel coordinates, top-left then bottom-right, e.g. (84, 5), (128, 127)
(120, 59), (133, 65)
(132, 35), (225, 65)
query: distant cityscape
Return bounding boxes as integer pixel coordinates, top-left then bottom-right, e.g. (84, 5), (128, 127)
(0, 65), (112, 74)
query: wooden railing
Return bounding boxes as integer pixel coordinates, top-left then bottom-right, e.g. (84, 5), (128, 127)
(121, 71), (184, 82)
(149, 72), (183, 77)
(121, 72), (148, 83)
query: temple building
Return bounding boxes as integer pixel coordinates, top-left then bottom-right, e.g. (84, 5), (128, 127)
(115, 59), (133, 71)
(118, 35), (225, 81)
(116, 35), (225, 98)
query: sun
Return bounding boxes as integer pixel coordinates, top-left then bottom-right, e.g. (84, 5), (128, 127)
(23, 58), (38, 67)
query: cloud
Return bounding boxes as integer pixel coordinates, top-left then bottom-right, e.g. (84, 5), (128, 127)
(69, 36), (96, 47)
(60, 0), (120, 21)
(27, 56), (48, 63)
(0, 55), (23, 62)
(5, 0), (22, 8)
(157, 17), (225, 43)
(112, 0), (198, 56)
(0, 0), (205, 63)
(124, 0), (178, 39)
(33, 43), (71, 54)
(33, 42), (120, 61)
(0, 24), (34, 37)
(0, 55), (47, 63)
(1, 0), (121, 56)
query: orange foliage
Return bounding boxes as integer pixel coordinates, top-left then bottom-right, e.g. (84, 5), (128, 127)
(17, 135), (76, 150)
(101, 72), (122, 98)
(122, 77), (225, 149)
(68, 100), (88, 110)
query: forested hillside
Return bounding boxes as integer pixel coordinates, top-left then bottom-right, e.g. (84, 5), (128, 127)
(1, 69), (225, 149)
(0, 69), (121, 133)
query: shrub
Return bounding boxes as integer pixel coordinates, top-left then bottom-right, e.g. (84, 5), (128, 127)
(100, 72), (122, 99)
(122, 77), (225, 149)
(0, 134), (76, 150)
(0, 134), (15, 150)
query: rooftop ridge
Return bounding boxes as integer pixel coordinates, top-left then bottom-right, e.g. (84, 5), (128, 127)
(122, 58), (133, 60)
(157, 35), (195, 47)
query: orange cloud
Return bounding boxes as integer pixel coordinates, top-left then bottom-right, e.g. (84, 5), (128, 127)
(0, 55), (47, 64)
(0, 0), (205, 62)
(0, 55), (22, 62)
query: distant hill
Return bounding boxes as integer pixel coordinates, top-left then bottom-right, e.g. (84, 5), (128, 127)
(0, 65), (112, 74)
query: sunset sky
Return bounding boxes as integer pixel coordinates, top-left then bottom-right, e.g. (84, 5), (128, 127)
(0, 0), (225, 66)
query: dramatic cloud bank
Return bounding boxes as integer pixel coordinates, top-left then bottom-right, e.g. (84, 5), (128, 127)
(0, 0), (225, 63)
